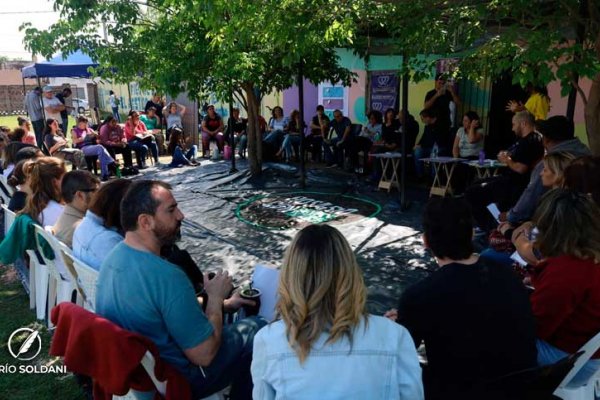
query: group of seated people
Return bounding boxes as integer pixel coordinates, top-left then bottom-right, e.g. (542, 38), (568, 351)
(260, 105), (420, 174)
(3, 154), (599, 399)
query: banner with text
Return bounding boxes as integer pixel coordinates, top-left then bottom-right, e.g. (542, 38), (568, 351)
(369, 71), (399, 113)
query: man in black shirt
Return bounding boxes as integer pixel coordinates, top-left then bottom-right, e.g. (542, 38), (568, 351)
(424, 73), (461, 142)
(465, 111), (544, 232)
(55, 88), (72, 133)
(144, 94), (164, 124)
(308, 105), (330, 161)
(387, 197), (537, 399)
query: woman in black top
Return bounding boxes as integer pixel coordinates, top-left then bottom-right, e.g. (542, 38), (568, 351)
(7, 160), (32, 212)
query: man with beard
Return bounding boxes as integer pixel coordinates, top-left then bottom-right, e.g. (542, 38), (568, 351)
(96, 180), (266, 400)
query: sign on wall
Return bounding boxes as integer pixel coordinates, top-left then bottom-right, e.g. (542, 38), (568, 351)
(369, 71), (399, 113)
(317, 82), (349, 119)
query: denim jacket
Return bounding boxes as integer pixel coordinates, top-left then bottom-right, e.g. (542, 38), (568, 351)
(72, 210), (123, 271)
(251, 315), (423, 400)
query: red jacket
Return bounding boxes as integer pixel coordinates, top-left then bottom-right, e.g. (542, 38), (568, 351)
(50, 303), (191, 400)
(531, 255), (600, 357)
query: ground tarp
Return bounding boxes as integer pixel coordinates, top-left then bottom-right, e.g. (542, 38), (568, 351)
(141, 160), (434, 314)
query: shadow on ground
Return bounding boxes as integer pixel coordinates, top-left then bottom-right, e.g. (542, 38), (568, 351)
(141, 158), (435, 312)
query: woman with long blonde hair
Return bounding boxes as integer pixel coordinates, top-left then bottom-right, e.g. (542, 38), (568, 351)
(20, 157), (66, 226)
(251, 224), (423, 399)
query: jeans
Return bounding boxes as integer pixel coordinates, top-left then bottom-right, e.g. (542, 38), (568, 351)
(106, 145), (134, 167)
(323, 137), (353, 166)
(112, 107), (120, 122)
(281, 134), (302, 159)
(413, 146), (431, 177)
(32, 119), (45, 150)
(201, 131), (225, 156)
(536, 339), (600, 387)
(170, 145), (197, 167)
(188, 316), (267, 400)
(465, 175), (513, 233)
(129, 137), (159, 164)
(235, 134), (247, 155)
(479, 248), (514, 268)
(263, 129), (285, 149)
(60, 118), (68, 136)
(81, 144), (114, 177)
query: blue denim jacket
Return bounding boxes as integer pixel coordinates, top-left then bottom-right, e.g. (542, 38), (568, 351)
(251, 315), (423, 400)
(72, 210), (123, 271)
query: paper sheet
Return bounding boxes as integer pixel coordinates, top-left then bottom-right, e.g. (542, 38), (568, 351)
(510, 251), (528, 266)
(487, 203), (501, 223)
(252, 264), (280, 322)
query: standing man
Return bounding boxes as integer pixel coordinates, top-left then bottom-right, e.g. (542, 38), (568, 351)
(109, 90), (120, 122)
(96, 180), (265, 400)
(423, 73), (461, 153)
(42, 86), (66, 131)
(55, 87), (73, 133)
(145, 94), (164, 126)
(23, 86), (44, 147)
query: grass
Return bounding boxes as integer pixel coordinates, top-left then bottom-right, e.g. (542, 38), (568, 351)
(0, 267), (85, 400)
(0, 115), (75, 133)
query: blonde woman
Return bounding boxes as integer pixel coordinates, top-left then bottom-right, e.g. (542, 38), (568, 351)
(251, 224), (423, 400)
(539, 151), (576, 189)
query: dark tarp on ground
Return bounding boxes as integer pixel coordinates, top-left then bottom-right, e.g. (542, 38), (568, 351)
(139, 159), (435, 314)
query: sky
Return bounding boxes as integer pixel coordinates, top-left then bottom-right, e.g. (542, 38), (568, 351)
(0, 0), (61, 60)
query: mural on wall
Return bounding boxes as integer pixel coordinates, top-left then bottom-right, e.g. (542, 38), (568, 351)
(369, 71), (399, 113)
(317, 82), (349, 119)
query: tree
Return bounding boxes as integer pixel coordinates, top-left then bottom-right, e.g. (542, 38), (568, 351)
(375, 0), (600, 154)
(22, 0), (361, 175)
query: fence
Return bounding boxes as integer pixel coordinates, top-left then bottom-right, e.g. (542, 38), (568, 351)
(0, 85), (34, 115)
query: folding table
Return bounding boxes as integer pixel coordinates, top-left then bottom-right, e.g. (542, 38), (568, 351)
(420, 156), (466, 197)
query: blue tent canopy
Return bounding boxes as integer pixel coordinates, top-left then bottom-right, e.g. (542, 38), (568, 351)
(21, 51), (99, 79)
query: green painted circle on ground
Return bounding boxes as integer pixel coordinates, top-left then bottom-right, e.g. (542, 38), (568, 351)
(235, 191), (382, 231)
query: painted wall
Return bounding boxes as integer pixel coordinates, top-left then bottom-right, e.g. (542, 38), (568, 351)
(547, 78), (591, 145)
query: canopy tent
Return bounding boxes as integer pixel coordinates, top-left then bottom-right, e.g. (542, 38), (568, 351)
(21, 51), (98, 79)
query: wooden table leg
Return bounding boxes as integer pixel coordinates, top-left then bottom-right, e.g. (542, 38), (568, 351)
(378, 158), (392, 192)
(429, 162), (446, 197)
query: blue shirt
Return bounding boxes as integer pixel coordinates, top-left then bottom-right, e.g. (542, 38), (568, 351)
(73, 211), (123, 271)
(96, 242), (214, 375)
(251, 315), (423, 400)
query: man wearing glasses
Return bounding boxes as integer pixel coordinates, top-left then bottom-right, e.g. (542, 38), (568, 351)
(53, 170), (100, 247)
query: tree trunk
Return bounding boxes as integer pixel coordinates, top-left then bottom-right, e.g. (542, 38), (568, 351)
(243, 83), (263, 176)
(585, 73), (600, 156)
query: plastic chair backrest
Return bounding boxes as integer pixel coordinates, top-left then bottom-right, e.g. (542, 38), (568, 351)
(69, 255), (98, 311)
(554, 331), (600, 391)
(0, 175), (13, 204)
(2, 204), (16, 235)
(140, 351), (167, 396)
(33, 225), (65, 282)
(350, 124), (363, 137)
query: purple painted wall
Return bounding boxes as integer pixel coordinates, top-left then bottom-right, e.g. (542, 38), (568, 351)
(283, 79), (319, 124)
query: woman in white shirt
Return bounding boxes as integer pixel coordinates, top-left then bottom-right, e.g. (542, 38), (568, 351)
(20, 157), (66, 227)
(251, 224), (423, 400)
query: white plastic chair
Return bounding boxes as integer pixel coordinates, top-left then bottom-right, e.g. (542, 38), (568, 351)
(1, 204), (15, 236)
(112, 352), (224, 400)
(33, 225), (76, 327)
(553, 331), (600, 399)
(61, 251), (98, 312)
(0, 175), (13, 205)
